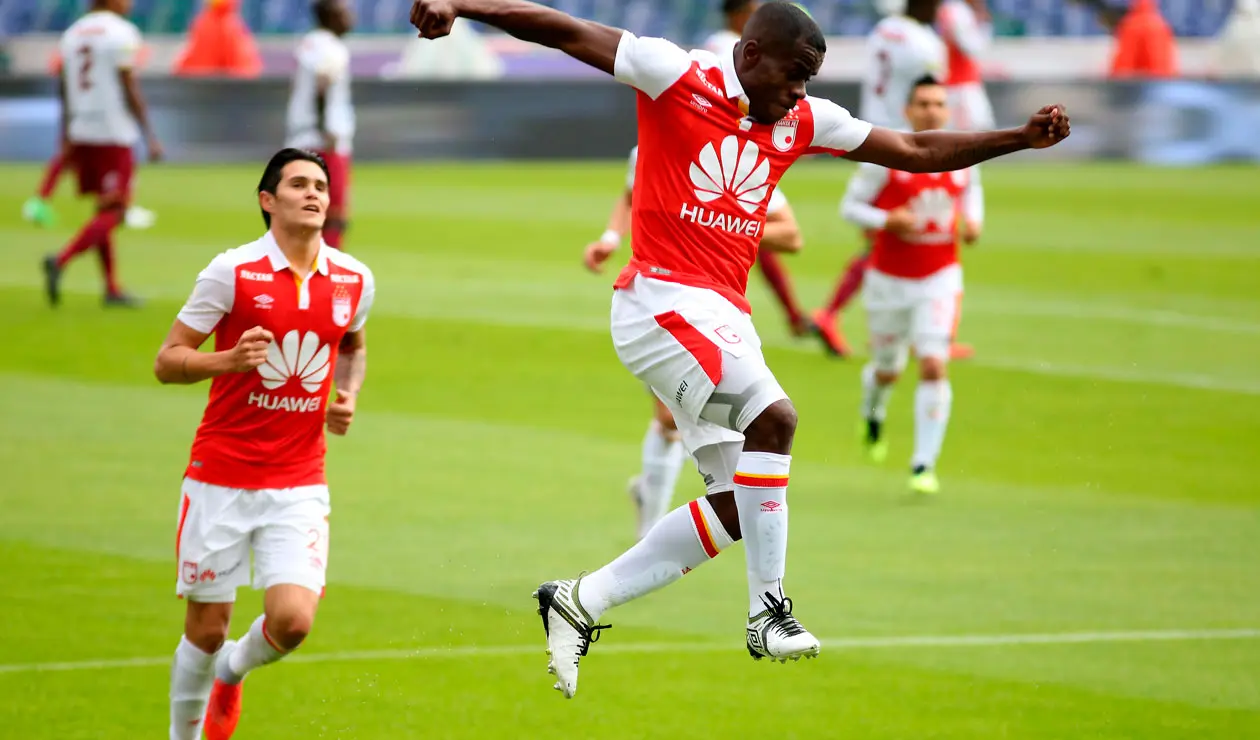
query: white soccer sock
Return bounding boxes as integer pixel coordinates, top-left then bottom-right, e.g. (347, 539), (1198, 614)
(169, 636), (216, 740)
(912, 379), (953, 470)
(860, 362), (894, 422)
(578, 496), (733, 621)
(221, 615), (287, 684)
(638, 421), (687, 539)
(733, 452), (792, 616)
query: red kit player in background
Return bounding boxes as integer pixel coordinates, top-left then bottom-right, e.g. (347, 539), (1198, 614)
(410, 0), (1069, 699)
(43, 0), (163, 308)
(153, 148), (375, 740)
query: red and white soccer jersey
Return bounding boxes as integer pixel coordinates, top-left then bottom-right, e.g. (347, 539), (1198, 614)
(840, 162), (982, 366)
(936, 0), (995, 130)
(172, 233), (374, 601)
(859, 15), (947, 130)
(59, 10), (142, 199)
(607, 33), (870, 483)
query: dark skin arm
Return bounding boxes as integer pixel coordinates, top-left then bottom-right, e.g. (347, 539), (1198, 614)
(410, 0), (621, 73)
(847, 106), (1070, 173)
(120, 67), (163, 162)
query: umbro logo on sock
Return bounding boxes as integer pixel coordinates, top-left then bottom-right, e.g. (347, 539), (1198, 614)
(760, 500), (782, 512)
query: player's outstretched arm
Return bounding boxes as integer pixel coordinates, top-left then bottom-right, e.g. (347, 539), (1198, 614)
(847, 106), (1071, 173)
(760, 204), (804, 253)
(410, 0), (622, 74)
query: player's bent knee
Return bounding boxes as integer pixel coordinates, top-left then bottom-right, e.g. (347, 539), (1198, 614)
(704, 490), (741, 541)
(920, 356), (947, 381)
(742, 399), (798, 454)
(875, 369), (901, 385)
(265, 609), (315, 651)
(184, 601), (233, 652)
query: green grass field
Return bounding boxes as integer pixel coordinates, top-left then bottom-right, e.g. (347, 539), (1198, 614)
(2, 159), (1258, 738)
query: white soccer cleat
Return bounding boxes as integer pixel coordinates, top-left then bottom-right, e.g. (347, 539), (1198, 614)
(532, 579), (610, 699)
(746, 592), (821, 663)
(124, 205), (157, 230)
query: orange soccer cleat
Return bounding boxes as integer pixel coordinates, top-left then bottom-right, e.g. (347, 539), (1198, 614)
(204, 679), (244, 740)
(810, 309), (851, 358)
(949, 343), (975, 360)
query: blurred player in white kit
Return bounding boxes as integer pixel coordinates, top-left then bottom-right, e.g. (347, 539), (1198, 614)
(811, 0), (958, 357)
(41, 0), (162, 308)
(840, 76), (982, 495)
(286, 0), (356, 249)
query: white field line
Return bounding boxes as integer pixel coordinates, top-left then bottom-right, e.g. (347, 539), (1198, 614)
(2, 627), (1258, 675)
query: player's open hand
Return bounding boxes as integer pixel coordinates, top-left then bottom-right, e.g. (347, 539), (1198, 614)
(147, 136), (164, 163)
(410, 0), (457, 38)
(1022, 105), (1070, 149)
(326, 388), (356, 436)
(583, 241), (617, 274)
(230, 326), (273, 373)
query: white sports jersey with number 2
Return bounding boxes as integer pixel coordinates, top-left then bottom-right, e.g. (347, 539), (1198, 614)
(859, 15), (946, 130)
(59, 10), (142, 146)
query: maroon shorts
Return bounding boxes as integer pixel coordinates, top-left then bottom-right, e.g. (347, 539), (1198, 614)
(317, 150), (351, 216)
(72, 144), (134, 203)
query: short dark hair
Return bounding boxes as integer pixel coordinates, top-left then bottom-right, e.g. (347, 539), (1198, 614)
(908, 74), (944, 102)
(746, 2), (826, 56)
(722, 0), (756, 14)
(313, 0), (339, 28)
(257, 148), (329, 228)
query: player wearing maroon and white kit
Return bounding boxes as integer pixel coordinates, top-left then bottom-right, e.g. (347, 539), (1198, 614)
(43, 0), (162, 308)
(410, 0), (1069, 697)
(842, 77), (980, 495)
(154, 149), (374, 740)
(285, 0), (356, 249)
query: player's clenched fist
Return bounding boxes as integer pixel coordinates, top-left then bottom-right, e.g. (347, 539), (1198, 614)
(230, 326), (274, 372)
(411, 0), (457, 38)
(1022, 105), (1071, 149)
(583, 241), (617, 273)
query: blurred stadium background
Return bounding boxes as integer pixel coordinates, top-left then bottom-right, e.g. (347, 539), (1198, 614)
(1, 1), (1257, 738)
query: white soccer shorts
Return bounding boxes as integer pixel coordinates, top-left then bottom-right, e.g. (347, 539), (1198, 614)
(611, 275), (788, 494)
(174, 478), (331, 603)
(864, 265), (963, 374)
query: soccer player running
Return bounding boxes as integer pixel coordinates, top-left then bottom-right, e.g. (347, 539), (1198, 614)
(410, 0), (1069, 697)
(584, 143), (804, 540)
(842, 76), (980, 495)
(153, 148), (375, 740)
(285, 0), (356, 250)
(42, 0), (162, 308)
(810, 0), (946, 356)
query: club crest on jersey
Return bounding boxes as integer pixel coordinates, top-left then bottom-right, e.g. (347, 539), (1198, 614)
(332, 285), (352, 327)
(772, 119), (799, 152)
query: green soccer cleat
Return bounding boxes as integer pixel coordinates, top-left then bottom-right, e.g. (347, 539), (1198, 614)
(22, 197), (57, 228)
(909, 468), (941, 495)
(860, 419), (888, 464)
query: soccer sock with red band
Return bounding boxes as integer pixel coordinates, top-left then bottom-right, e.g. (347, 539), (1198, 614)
(577, 496), (733, 621)
(733, 452), (792, 616)
(37, 153), (66, 199)
(169, 636), (216, 740)
(756, 249), (805, 327)
(825, 253), (870, 315)
(221, 615), (288, 685)
(56, 209), (122, 270)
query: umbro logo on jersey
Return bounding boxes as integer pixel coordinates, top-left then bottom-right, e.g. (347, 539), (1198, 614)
(254, 293), (274, 309)
(690, 93), (713, 114)
(241, 270), (274, 282)
(689, 136), (771, 215)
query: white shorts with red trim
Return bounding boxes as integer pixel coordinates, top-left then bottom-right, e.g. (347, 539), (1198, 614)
(863, 265), (963, 372)
(611, 276), (788, 491)
(174, 477), (330, 603)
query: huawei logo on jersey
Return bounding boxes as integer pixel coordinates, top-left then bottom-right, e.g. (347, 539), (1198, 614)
(908, 188), (958, 241)
(258, 330), (331, 394)
(690, 136), (771, 214)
